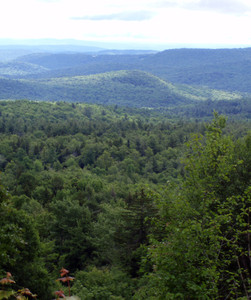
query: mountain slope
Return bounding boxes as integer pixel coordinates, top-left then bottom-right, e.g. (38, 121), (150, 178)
(13, 47), (251, 93)
(0, 61), (48, 77)
(16, 53), (142, 71)
(0, 70), (243, 108)
(141, 49), (251, 92)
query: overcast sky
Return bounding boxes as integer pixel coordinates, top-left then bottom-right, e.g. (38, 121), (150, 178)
(1, 0), (251, 49)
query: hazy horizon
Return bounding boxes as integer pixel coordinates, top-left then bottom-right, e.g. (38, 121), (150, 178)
(0, 38), (250, 51)
(1, 0), (251, 50)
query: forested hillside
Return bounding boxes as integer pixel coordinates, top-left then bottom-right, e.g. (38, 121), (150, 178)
(0, 70), (200, 107)
(9, 47), (251, 93)
(0, 70), (249, 117)
(0, 101), (250, 299)
(0, 70), (245, 107)
(0, 46), (251, 117)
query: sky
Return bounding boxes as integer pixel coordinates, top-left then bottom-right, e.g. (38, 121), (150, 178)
(1, 0), (251, 49)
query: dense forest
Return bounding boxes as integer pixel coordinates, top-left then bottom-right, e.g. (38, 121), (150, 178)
(0, 100), (250, 299)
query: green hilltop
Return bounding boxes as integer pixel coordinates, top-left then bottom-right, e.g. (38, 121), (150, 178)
(0, 70), (244, 108)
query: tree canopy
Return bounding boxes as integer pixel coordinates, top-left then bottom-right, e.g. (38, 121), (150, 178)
(0, 101), (250, 299)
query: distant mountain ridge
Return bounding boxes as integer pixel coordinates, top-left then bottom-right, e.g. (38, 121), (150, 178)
(0, 45), (250, 114)
(0, 42), (157, 61)
(1, 47), (250, 93)
(0, 61), (48, 77)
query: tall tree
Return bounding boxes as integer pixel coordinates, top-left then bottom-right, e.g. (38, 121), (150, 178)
(0, 181), (52, 299)
(136, 114), (251, 299)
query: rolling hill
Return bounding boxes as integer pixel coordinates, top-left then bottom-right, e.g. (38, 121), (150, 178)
(8, 47), (251, 93)
(0, 70), (243, 108)
(0, 46), (250, 117)
(0, 61), (48, 77)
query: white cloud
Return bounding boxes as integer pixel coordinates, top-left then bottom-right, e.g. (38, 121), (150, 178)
(72, 11), (155, 21)
(183, 0), (251, 15)
(153, 0), (251, 14)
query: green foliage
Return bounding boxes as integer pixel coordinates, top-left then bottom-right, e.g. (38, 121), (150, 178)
(0, 184), (52, 299)
(0, 272), (38, 299)
(0, 101), (250, 299)
(136, 113), (251, 299)
(48, 197), (93, 270)
(115, 188), (159, 276)
(72, 267), (134, 300)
